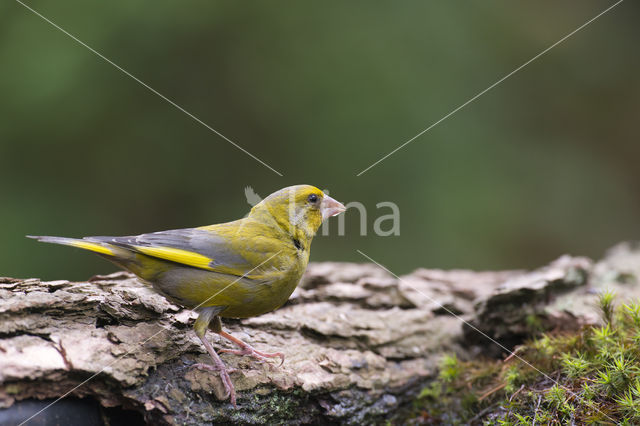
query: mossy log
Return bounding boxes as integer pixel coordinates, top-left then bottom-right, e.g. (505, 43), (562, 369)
(1, 243), (639, 424)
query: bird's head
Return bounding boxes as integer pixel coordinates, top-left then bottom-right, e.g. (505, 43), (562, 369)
(250, 185), (346, 241)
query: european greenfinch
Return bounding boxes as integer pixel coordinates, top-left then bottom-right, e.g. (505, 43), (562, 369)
(29, 185), (346, 406)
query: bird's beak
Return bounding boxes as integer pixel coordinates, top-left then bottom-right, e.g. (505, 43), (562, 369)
(321, 195), (346, 221)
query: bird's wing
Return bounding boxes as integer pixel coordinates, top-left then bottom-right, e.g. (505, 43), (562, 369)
(89, 226), (265, 277)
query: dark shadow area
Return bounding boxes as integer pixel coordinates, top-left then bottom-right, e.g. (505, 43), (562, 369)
(0, 398), (145, 426)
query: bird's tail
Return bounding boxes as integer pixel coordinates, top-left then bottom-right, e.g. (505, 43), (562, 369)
(27, 235), (121, 257)
(27, 235), (164, 282)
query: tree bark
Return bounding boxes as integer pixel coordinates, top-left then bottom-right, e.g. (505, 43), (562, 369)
(2, 243), (639, 424)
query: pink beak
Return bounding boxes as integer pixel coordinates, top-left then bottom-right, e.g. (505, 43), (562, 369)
(321, 195), (346, 220)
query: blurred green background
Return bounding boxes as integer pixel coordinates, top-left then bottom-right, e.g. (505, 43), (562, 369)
(1, 1), (638, 281)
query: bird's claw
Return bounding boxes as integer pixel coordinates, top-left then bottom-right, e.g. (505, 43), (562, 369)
(189, 362), (237, 407)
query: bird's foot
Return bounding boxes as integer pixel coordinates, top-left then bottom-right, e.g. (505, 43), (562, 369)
(190, 362), (237, 406)
(220, 344), (285, 366)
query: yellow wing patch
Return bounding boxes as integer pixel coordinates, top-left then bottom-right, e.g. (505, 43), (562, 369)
(133, 246), (213, 270)
(71, 241), (114, 256)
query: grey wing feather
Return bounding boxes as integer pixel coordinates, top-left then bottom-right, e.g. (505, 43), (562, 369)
(88, 228), (251, 270)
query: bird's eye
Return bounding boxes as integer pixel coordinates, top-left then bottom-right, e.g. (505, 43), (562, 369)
(307, 194), (318, 203)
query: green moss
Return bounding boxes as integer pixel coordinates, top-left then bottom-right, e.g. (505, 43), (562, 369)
(525, 314), (543, 333)
(599, 288), (616, 325)
(410, 294), (640, 424)
(561, 352), (590, 378)
(417, 381), (442, 400)
(544, 384), (566, 409)
(438, 353), (461, 382)
(241, 387), (314, 423)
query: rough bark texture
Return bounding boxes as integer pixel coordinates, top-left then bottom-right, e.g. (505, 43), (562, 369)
(1, 243), (639, 424)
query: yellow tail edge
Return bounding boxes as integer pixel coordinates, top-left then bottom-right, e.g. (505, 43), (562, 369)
(27, 235), (116, 256)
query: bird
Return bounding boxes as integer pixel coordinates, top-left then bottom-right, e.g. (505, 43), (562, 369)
(28, 185), (346, 407)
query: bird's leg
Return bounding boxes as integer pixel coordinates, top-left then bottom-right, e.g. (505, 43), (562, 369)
(191, 309), (236, 407)
(193, 333), (237, 407)
(218, 330), (285, 366)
